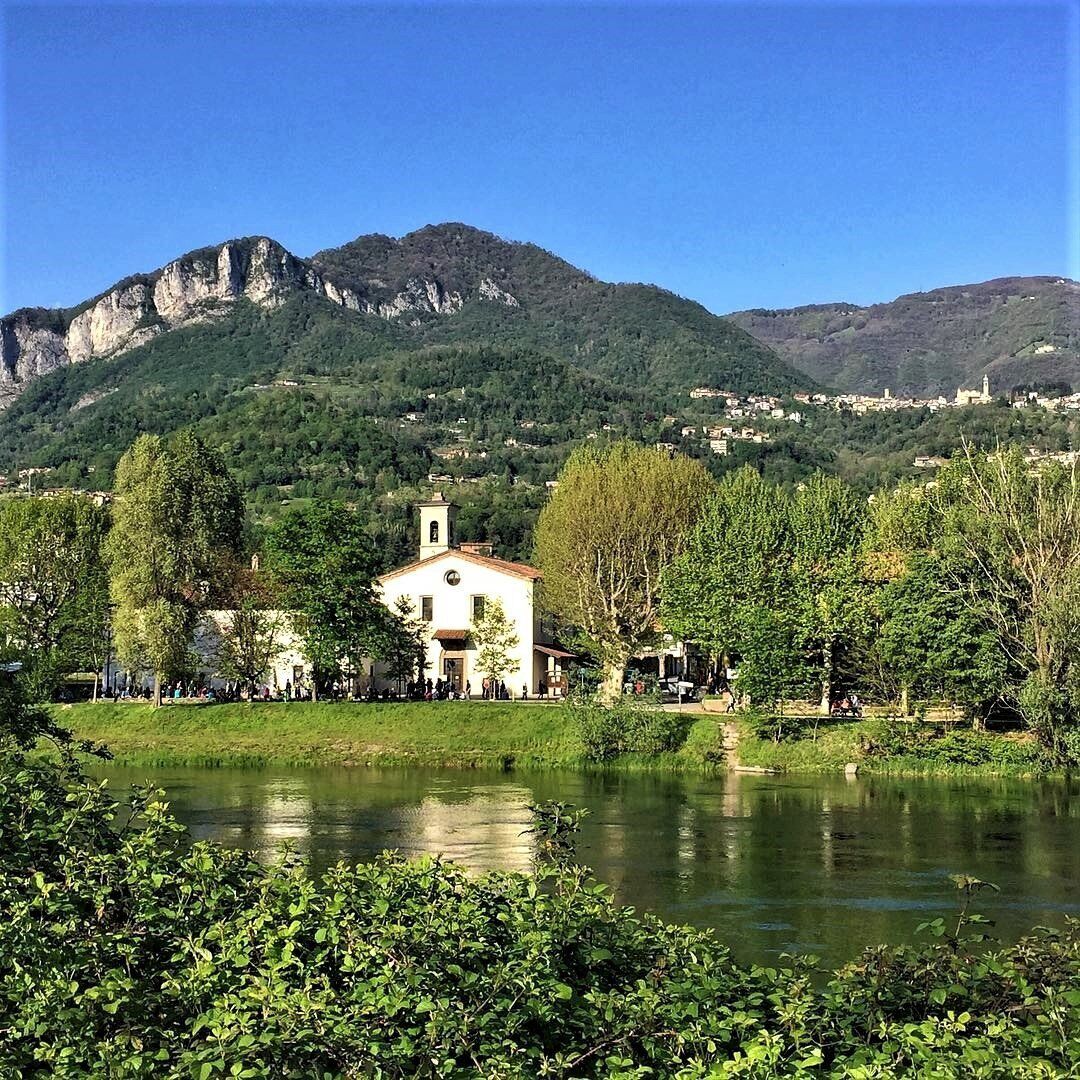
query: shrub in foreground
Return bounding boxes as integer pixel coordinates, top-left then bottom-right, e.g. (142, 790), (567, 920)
(1, 754), (1078, 1078)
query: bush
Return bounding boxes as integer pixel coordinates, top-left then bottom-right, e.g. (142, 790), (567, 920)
(863, 721), (1050, 772)
(744, 709), (813, 744)
(569, 694), (691, 761)
(2, 750), (1079, 1077)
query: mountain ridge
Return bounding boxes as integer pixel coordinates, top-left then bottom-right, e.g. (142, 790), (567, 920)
(2, 224), (806, 408)
(728, 275), (1080, 396)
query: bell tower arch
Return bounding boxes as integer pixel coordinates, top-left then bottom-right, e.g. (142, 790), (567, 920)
(418, 492), (457, 559)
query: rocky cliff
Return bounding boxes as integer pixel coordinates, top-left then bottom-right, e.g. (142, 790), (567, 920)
(0, 234), (517, 406)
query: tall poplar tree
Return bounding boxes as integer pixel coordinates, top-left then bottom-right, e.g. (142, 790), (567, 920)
(933, 447), (1080, 758)
(0, 494), (110, 697)
(534, 442), (712, 698)
(106, 432), (244, 705)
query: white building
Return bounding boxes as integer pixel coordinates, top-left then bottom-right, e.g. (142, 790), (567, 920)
(193, 610), (308, 693)
(955, 375), (992, 407)
(375, 494), (574, 696)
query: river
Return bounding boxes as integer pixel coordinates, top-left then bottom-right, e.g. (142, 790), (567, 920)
(99, 764), (1080, 968)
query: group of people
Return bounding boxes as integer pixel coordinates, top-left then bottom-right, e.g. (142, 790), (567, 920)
(831, 693), (863, 717)
(403, 678), (470, 701)
(106, 673), (557, 705)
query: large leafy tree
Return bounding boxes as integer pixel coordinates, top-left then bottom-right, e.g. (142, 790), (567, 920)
(661, 466), (791, 666)
(863, 482), (1007, 716)
(266, 500), (389, 696)
(0, 494), (109, 655)
(0, 494), (110, 696)
(788, 474), (872, 714)
(106, 432), (244, 705)
(534, 442), (712, 698)
(933, 448), (1080, 759)
(874, 554), (1006, 715)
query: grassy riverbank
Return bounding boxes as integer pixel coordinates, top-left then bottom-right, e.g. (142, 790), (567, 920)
(54, 701), (1064, 777)
(733, 714), (1058, 778)
(53, 700), (726, 770)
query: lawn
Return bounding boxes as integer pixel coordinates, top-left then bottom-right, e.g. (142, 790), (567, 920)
(54, 700), (584, 768)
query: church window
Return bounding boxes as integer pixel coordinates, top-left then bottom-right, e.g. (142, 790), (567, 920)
(420, 596), (433, 622)
(429, 520), (440, 544)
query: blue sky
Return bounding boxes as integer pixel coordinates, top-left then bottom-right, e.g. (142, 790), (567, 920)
(3, 1), (1077, 315)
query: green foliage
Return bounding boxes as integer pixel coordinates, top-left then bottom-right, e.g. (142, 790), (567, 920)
(535, 442), (712, 695)
(2, 747), (1079, 1077)
(664, 470), (870, 711)
(661, 466), (791, 658)
(213, 601), (287, 699)
(266, 500), (391, 691)
(862, 722), (1050, 772)
(932, 449), (1080, 758)
(570, 695), (693, 762)
(874, 554), (1007, 710)
(469, 597), (521, 686)
(382, 596), (427, 690)
(526, 800), (589, 870)
(0, 493), (110, 687)
(106, 432), (244, 697)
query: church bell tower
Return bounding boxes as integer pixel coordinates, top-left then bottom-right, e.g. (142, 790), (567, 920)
(418, 492), (457, 560)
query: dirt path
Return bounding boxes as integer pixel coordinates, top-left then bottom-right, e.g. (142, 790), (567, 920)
(721, 720), (740, 766)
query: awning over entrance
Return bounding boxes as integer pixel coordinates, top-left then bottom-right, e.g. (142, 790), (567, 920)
(535, 644), (577, 660)
(433, 628), (469, 643)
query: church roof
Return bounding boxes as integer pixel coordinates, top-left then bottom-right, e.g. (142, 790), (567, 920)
(379, 547), (542, 583)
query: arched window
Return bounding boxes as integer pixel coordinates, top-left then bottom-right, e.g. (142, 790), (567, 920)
(429, 520), (440, 544)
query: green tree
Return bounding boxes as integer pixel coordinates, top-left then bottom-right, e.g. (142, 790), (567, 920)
(934, 448), (1080, 758)
(383, 596), (427, 693)
(535, 442), (712, 698)
(788, 474), (872, 714)
(661, 466), (791, 665)
(733, 601), (816, 714)
(266, 500), (388, 697)
(874, 554), (1006, 716)
(470, 598), (520, 692)
(0, 494), (109, 654)
(213, 561), (286, 700)
(105, 432), (244, 705)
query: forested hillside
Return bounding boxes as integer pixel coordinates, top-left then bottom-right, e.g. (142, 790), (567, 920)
(2, 226), (1077, 563)
(729, 276), (1080, 396)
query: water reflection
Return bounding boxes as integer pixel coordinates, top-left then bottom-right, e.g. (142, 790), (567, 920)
(100, 764), (1080, 967)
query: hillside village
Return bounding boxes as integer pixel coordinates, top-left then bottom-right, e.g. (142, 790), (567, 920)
(3, 371), (1079, 499)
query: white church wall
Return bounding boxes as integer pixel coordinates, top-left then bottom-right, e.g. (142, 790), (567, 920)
(378, 553), (537, 693)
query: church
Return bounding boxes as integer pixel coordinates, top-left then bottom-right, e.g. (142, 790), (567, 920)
(374, 493), (575, 696)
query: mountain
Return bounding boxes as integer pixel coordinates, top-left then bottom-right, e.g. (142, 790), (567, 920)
(0, 224), (804, 409)
(0, 225), (815, 561)
(728, 276), (1080, 397)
